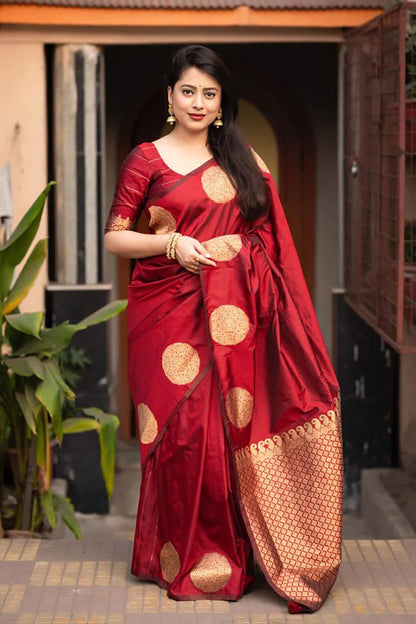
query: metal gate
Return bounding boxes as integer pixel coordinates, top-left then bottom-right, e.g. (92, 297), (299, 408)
(344, 1), (416, 352)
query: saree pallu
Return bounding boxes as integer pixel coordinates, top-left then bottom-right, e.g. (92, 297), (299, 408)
(127, 158), (343, 613)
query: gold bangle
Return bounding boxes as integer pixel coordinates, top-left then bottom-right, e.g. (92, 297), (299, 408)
(166, 231), (182, 260)
(166, 231), (176, 259)
(170, 232), (182, 260)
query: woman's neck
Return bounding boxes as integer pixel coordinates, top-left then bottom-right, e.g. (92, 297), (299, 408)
(168, 126), (209, 149)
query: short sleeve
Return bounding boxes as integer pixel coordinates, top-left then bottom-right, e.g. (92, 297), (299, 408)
(104, 146), (152, 233)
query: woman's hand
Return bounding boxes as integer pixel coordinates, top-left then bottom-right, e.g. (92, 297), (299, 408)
(175, 236), (216, 274)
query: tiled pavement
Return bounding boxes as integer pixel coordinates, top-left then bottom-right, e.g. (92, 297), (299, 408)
(1, 538), (416, 623)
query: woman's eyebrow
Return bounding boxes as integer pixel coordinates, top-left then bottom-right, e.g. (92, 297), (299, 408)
(180, 83), (219, 91)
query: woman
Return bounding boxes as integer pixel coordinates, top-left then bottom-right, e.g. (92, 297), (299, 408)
(104, 44), (343, 614)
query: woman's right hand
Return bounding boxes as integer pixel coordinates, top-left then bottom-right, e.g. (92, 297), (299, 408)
(174, 235), (217, 274)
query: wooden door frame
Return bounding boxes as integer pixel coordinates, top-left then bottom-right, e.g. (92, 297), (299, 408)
(114, 53), (316, 440)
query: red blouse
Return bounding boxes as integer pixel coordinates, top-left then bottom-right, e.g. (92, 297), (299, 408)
(105, 143), (183, 233)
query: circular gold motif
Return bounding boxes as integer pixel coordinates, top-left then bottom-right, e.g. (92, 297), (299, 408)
(162, 342), (200, 385)
(250, 147), (270, 173)
(160, 542), (181, 583)
(201, 166), (236, 203)
(190, 552), (232, 593)
(203, 235), (242, 262)
(148, 206), (177, 234)
(225, 387), (253, 428)
(209, 305), (249, 346)
(137, 403), (158, 444)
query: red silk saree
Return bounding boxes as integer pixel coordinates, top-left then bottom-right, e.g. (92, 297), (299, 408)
(105, 142), (343, 613)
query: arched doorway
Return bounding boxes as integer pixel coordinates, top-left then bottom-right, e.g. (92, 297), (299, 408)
(114, 54), (316, 439)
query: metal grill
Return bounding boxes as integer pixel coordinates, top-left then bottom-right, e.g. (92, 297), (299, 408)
(345, 1), (416, 352)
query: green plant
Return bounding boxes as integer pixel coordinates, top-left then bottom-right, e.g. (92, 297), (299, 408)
(58, 347), (91, 389)
(0, 183), (127, 538)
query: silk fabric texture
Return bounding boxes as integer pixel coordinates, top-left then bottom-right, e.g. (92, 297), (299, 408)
(106, 143), (343, 613)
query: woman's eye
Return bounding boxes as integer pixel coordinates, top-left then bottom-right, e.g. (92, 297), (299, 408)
(205, 92), (216, 98)
(182, 89), (193, 95)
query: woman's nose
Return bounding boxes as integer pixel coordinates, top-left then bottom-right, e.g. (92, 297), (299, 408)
(193, 92), (203, 109)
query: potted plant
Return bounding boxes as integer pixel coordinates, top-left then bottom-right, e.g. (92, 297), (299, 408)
(0, 183), (126, 538)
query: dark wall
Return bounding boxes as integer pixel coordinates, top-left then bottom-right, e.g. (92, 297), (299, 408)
(334, 293), (399, 511)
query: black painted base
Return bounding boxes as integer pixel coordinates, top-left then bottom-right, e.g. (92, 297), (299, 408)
(46, 284), (113, 514)
(333, 292), (399, 511)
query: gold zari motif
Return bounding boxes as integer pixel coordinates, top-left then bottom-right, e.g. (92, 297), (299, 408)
(160, 542), (181, 583)
(235, 396), (340, 464)
(137, 403), (158, 444)
(225, 387), (253, 428)
(235, 394), (343, 611)
(104, 213), (133, 232)
(149, 205), (177, 234)
(203, 235), (242, 262)
(201, 166), (236, 203)
(190, 553), (232, 593)
(209, 305), (250, 346)
(162, 342), (200, 385)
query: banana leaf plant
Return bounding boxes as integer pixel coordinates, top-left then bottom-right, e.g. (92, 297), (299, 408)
(0, 183), (126, 538)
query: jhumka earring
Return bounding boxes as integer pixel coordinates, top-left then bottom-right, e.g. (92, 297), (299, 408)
(213, 107), (224, 128)
(166, 102), (176, 125)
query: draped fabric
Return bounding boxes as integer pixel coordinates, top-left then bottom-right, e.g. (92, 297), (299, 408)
(105, 142), (343, 613)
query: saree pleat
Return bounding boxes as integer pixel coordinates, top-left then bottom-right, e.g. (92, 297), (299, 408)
(131, 362), (254, 600)
(106, 142), (343, 613)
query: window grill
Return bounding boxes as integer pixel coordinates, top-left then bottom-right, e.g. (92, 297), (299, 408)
(345, 1), (416, 352)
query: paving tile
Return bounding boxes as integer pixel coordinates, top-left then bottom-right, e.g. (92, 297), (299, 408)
(2, 539), (416, 622)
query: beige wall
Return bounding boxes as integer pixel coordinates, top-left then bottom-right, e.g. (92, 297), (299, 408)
(239, 98), (279, 186)
(0, 42), (48, 313)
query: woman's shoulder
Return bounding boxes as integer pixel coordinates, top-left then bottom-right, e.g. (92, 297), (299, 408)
(121, 142), (160, 173)
(129, 141), (157, 161)
(248, 145), (271, 175)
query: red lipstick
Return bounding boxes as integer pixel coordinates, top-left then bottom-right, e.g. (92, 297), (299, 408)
(189, 114), (205, 120)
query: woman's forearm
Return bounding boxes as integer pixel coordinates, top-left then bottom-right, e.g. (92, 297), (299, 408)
(104, 231), (170, 259)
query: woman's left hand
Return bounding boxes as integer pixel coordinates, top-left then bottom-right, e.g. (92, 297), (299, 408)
(175, 235), (216, 274)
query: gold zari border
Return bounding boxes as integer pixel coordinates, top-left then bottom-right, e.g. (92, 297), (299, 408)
(234, 392), (343, 611)
(235, 393), (341, 466)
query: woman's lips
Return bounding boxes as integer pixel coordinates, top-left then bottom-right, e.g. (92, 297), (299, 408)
(188, 114), (205, 120)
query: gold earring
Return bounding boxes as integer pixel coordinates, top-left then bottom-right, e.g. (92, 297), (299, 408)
(213, 107), (223, 128)
(166, 101), (176, 125)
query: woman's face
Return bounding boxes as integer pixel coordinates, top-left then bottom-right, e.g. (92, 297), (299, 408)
(168, 66), (222, 133)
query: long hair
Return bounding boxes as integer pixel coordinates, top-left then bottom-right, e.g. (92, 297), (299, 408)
(165, 45), (269, 221)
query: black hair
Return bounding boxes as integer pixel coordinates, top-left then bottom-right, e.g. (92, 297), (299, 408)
(165, 44), (269, 221)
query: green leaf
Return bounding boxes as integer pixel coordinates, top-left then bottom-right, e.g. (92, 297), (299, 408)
(5, 312), (44, 338)
(14, 322), (79, 357)
(52, 493), (82, 539)
(15, 391), (36, 434)
(45, 358), (75, 402)
(12, 300), (127, 357)
(62, 417), (100, 434)
(77, 300), (127, 329)
(24, 384), (42, 421)
(4, 356), (45, 379)
(41, 490), (57, 529)
(83, 407), (119, 497)
(4, 313), (35, 352)
(2, 239), (47, 315)
(0, 183), (54, 299)
(35, 366), (63, 441)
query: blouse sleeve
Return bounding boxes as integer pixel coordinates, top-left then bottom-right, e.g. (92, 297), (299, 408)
(104, 146), (152, 233)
